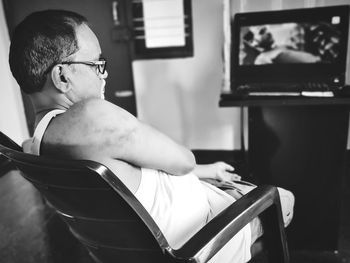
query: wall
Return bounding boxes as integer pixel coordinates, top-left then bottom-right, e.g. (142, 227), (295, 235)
(133, 0), (241, 150)
(0, 1), (28, 145)
(133, 0), (350, 150)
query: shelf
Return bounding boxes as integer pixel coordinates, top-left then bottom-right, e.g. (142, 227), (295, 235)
(219, 92), (350, 107)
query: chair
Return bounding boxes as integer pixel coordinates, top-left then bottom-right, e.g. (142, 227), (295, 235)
(0, 132), (289, 263)
(0, 132), (22, 176)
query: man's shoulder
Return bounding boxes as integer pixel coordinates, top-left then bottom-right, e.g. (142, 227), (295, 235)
(51, 98), (137, 139)
(67, 98), (113, 119)
(43, 98), (136, 158)
(67, 98), (132, 121)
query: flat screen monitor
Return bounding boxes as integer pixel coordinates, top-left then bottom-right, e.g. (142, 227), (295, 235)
(231, 5), (350, 90)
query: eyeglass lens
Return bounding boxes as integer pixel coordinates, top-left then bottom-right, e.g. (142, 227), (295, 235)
(98, 59), (107, 74)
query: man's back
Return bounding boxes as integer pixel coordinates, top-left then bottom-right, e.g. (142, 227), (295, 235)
(27, 98), (197, 193)
(30, 99), (145, 193)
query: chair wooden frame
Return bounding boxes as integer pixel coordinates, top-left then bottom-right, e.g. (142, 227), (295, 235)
(0, 132), (22, 176)
(0, 131), (289, 263)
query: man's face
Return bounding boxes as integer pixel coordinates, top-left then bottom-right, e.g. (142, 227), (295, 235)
(64, 24), (108, 101)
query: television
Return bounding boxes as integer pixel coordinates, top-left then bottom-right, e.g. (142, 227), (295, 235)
(230, 5), (350, 94)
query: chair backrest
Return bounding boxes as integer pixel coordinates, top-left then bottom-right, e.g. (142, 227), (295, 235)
(0, 131), (290, 263)
(0, 136), (172, 263)
(0, 132), (22, 150)
(0, 132), (22, 174)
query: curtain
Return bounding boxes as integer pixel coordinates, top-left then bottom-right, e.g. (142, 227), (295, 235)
(0, 1), (29, 145)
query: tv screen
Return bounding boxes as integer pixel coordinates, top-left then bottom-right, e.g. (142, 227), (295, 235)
(231, 5), (350, 88)
(240, 21), (341, 65)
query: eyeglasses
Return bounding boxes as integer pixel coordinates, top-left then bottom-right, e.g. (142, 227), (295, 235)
(60, 57), (107, 75)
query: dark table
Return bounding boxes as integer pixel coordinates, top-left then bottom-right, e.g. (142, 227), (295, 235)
(220, 91), (350, 250)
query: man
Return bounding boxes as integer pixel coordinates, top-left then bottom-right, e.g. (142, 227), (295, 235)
(10, 10), (294, 263)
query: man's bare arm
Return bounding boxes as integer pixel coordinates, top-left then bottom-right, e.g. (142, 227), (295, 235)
(59, 99), (196, 175)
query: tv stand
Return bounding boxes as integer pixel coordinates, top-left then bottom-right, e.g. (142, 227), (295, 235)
(220, 92), (350, 250)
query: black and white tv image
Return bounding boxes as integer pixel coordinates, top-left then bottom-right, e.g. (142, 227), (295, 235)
(231, 5), (350, 89)
(240, 21), (342, 66)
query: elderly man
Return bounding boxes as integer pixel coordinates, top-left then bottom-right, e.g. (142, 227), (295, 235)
(9, 10), (294, 263)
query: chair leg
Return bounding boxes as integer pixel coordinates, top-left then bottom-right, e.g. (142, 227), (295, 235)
(260, 204), (290, 263)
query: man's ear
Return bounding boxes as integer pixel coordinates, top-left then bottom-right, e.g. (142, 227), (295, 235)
(51, 65), (71, 93)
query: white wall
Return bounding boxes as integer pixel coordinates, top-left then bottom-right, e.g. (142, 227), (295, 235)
(133, 0), (241, 150)
(0, 1), (28, 145)
(134, 0), (350, 150)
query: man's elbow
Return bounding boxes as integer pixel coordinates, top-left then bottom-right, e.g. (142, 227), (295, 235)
(177, 152), (196, 175)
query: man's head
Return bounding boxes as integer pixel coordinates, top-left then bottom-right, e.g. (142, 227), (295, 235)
(9, 10), (107, 102)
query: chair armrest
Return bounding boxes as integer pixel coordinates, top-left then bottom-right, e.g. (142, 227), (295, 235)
(0, 155), (16, 176)
(167, 185), (288, 263)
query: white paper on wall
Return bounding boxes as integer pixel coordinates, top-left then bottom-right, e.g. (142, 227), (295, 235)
(142, 0), (186, 48)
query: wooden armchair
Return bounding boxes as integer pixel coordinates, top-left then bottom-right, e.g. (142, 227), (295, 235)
(0, 131), (289, 263)
(0, 131), (22, 176)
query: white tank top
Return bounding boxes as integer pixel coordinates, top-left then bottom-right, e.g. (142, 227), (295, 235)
(23, 109), (65, 155)
(25, 109), (252, 262)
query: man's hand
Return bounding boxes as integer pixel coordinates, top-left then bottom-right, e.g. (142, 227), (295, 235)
(193, 161), (241, 183)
